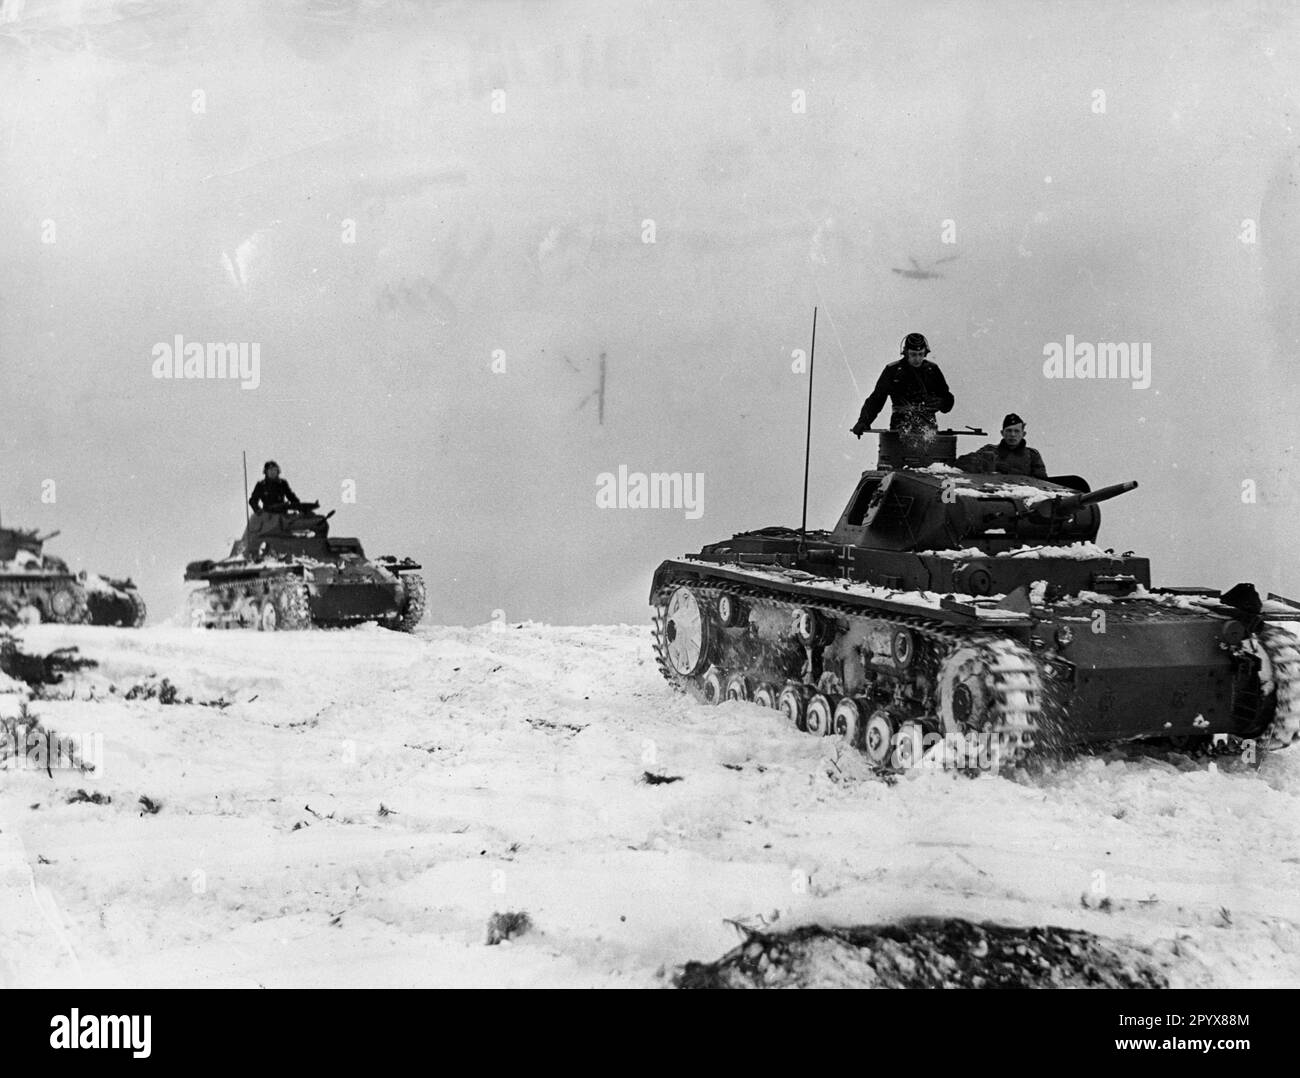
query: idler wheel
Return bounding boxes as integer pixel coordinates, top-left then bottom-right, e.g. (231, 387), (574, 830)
(862, 709), (897, 766)
(777, 683), (809, 730)
(49, 584), (85, 623)
(15, 602), (43, 626)
(753, 683), (779, 709)
(664, 585), (712, 677)
(805, 693), (834, 736)
(724, 673), (751, 702)
(700, 666), (725, 705)
(832, 698), (863, 749)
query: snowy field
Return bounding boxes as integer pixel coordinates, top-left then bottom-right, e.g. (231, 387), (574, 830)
(2, 621), (1299, 988)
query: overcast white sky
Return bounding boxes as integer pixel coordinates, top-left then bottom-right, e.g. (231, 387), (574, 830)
(1, 0), (1297, 624)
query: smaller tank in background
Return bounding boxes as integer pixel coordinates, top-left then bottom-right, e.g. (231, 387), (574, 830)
(0, 517), (146, 627)
(184, 500), (426, 632)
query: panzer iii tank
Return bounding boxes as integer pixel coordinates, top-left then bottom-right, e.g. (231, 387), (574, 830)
(185, 501), (426, 632)
(0, 520), (146, 627)
(650, 428), (1300, 769)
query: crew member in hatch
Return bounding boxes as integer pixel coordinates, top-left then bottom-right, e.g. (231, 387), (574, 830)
(241, 460), (302, 556)
(956, 414), (1049, 478)
(851, 332), (955, 440)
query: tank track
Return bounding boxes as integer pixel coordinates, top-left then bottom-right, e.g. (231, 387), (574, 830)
(1258, 622), (1300, 749)
(386, 573), (426, 633)
(85, 586), (147, 627)
(652, 577), (1042, 771)
(190, 576), (312, 631)
(127, 591), (147, 628)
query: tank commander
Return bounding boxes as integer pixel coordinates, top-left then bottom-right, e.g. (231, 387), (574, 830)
(850, 332), (954, 439)
(241, 461), (301, 556)
(955, 413), (1048, 478)
(249, 461), (301, 514)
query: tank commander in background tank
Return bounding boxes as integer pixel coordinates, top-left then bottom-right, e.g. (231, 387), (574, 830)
(955, 414), (1048, 478)
(249, 461), (300, 514)
(850, 332), (954, 441)
(241, 460), (302, 556)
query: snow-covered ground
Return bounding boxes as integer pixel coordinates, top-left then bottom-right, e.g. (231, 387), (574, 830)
(2, 621), (1298, 988)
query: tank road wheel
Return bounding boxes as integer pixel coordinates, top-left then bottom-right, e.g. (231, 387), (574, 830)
(257, 600), (278, 632)
(937, 639), (1043, 769)
(832, 697), (863, 749)
(777, 683), (809, 731)
(805, 693), (835, 736)
(187, 590), (218, 630)
(392, 573), (427, 633)
(234, 593), (259, 629)
(724, 673), (751, 702)
(15, 602), (43, 626)
(48, 583), (88, 625)
(272, 579), (313, 631)
(893, 721), (923, 769)
(753, 683), (779, 709)
(699, 666), (726, 705)
(661, 586), (713, 679)
(862, 709), (897, 766)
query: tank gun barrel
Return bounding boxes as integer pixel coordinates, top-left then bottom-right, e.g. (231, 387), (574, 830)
(1027, 480), (1138, 517)
(37, 529), (60, 542)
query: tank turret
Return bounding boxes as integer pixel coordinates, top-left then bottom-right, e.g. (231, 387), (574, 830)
(833, 469), (1138, 553)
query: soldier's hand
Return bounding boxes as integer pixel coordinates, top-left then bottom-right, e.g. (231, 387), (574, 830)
(850, 426), (862, 439)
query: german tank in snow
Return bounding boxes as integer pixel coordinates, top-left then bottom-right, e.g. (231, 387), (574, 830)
(0, 519), (146, 627)
(185, 500), (426, 632)
(650, 428), (1300, 769)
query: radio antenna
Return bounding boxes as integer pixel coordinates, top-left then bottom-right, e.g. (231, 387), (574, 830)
(799, 307), (817, 554)
(242, 451), (250, 527)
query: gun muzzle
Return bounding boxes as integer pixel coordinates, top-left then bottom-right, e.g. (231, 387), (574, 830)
(1030, 481), (1138, 517)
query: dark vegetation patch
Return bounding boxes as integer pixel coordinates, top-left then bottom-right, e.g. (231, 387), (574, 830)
(486, 910), (532, 945)
(640, 771), (683, 785)
(121, 677), (229, 708)
(66, 789), (111, 806)
(0, 634), (96, 687)
(675, 918), (1168, 989)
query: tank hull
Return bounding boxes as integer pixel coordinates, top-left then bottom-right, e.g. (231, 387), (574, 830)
(186, 559), (425, 632)
(650, 558), (1299, 765)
